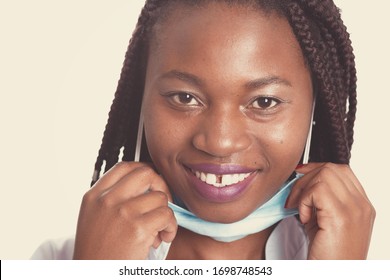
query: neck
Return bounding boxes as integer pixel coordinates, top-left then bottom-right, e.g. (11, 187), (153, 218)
(166, 225), (275, 260)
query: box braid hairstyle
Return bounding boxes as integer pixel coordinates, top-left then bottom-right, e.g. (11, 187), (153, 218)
(91, 0), (357, 186)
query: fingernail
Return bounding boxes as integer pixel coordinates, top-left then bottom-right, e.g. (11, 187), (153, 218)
(296, 164), (305, 170)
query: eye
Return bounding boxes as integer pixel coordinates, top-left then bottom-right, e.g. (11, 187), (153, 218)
(169, 92), (200, 106)
(250, 96), (281, 110)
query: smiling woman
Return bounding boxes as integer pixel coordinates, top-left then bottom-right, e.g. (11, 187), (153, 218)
(29, 0), (375, 260)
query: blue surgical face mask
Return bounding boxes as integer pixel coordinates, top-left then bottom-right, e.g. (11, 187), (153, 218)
(167, 173), (301, 242)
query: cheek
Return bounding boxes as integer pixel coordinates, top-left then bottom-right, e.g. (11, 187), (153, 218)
(143, 106), (192, 163)
(258, 118), (309, 166)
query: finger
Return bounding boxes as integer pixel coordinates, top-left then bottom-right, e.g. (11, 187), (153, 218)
(289, 163), (361, 208)
(298, 163), (370, 201)
(296, 182), (321, 225)
(147, 175), (173, 203)
(153, 236), (162, 249)
(287, 166), (352, 221)
(92, 162), (151, 193)
(304, 209), (319, 241)
(297, 174), (351, 224)
(119, 191), (170, 216)
(295, 162), (327, 174)
(285, 166), (323, 209)
(143, 206), (178, 244)
(100, 166), (172, 204)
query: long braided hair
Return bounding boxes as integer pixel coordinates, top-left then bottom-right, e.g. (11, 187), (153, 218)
(91, 0), (357, 186)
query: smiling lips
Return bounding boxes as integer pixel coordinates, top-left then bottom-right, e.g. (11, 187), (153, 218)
(185, 164), (257, 202)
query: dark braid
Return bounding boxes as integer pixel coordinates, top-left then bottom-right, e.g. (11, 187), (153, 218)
(91, 0), (357, 185)
(91, 0), (163, 185)
(284, 1), (352, 163)
(285, 0), (356, 163)
(298, 0), (357, 150)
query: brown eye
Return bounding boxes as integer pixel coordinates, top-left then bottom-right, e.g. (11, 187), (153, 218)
(171, 92), (200, 106)
(252, 97), (280, 109)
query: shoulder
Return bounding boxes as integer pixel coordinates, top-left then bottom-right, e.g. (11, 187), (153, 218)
(30, 237), (75, 260)
(265, 216), (309, 260)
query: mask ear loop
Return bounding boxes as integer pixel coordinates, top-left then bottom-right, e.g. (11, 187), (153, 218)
(302, 99), (316, 164)
(134, 105), (144, 162)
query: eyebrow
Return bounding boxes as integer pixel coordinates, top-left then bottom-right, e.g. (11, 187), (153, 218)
(245, 76), (292, 90)
(159, 70), (203, 87)
(159, 70), (292, 89)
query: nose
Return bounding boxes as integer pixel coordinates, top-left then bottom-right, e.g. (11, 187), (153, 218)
(192, 107), (251, 158)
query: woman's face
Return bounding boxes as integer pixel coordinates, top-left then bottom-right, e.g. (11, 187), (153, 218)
(143, 3), (313, 223)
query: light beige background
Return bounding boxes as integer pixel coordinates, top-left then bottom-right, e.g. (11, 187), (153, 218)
(0, 0), (389, 259)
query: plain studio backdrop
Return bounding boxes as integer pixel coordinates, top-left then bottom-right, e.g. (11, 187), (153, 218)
(0, 0), (389, 259)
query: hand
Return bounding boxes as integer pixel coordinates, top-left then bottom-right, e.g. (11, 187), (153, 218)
(285, 163), (375, 259)
(73, 162), (177, 259)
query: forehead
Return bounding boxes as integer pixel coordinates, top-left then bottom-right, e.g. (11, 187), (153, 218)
(149, 1), (300, 53)
(146, 1), (307, 84)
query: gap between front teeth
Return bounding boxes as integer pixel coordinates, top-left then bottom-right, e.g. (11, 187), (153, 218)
(193, 170), (252, 187)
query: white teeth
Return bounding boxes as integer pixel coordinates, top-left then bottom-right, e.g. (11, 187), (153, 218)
(221, 174), (233, 186)
(193, 170), (252, 188)
(206, 173), (216, 185)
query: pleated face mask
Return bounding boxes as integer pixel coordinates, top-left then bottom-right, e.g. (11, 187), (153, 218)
(168, 173), (301, 242)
